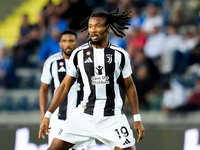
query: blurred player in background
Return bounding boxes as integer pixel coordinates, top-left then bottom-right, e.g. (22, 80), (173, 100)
(39, 29), (83, 149)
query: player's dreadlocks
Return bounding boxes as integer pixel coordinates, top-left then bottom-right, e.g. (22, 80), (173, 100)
(80, 7), (131, 38)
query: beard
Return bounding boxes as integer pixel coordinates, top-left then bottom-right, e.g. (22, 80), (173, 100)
(62, 48), (72, 57)
(90, 39), (100, 45)
(90, 37), (104, 46)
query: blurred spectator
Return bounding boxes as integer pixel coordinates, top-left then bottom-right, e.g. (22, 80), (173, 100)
(13, 27), (41, 68)
(59, 0), (92, 30)
(133, 51), (160, 81)
(126, 28), (147, 67)
(170, 1), (195, 26)
(158, 24), (182, 81)
(161, 78), (186, 116)
(54, 0), (70, 17)
(141, 3), (163, 35)
(42, 0), (56, 21)
(38, 0), (57, 42)
(131, 51), (160, 110)
(145, 82), (163, 111)
(173, 42), (200, 89)
(18, 14), (31, 44)
(0, 47), (18, 89)
(132, 66), (152, 109)
(38, 27), (61, 67)
(143, 25), (166, 63)
(48, 14), (69, 32)
(168, 77), (200, 115)
(178, 27), (198, 53)
(128, 5), (144, 30)
(37, 11), (49, 43)
(161, 0), (172, 26)
(172, 28), (198, 75)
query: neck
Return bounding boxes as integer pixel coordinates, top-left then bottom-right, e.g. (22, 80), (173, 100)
(62, 52), (70, 59)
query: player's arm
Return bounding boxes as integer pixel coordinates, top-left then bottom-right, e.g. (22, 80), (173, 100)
(48, 74), (76, 112)
(124, 75), (145, 142)
(39, 82), (49, 121)
(38, 74), (76, 139)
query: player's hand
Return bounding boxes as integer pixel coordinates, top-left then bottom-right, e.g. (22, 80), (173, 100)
(40, 115), (44, 122)
(38, 117), (51, 139)
(133, 121), (145, 142)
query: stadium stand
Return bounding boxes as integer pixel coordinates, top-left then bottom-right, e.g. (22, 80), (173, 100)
(0, 0), (60, 47)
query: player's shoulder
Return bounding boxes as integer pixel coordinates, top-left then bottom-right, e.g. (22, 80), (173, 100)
(43, 52), (62, 66)
(72, 42), (90, 55)
(46, 52), (62, 62)
(109, 42), (128, 55)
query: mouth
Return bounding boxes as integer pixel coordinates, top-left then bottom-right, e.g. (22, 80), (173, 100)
(91, 34), (98, 40)
(65, 47), (72, 51)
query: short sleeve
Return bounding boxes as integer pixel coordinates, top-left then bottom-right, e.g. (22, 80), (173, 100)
(40, 58), (52, 84)
(122, 51), (132, 78)
(67, 50), (79, 78)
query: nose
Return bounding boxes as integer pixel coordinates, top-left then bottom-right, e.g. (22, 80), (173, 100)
(90, 26), (97, 33)
(64, 41), (69, 46)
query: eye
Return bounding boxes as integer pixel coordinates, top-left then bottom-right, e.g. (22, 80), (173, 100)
(97, 25), (101, 28)
(69, 40), (74, 43)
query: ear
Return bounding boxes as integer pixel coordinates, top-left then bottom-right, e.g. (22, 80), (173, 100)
(107, 24), (111, 33)
(59, 42), (62, 47)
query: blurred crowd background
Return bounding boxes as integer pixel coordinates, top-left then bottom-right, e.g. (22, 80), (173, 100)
(0, 0), (200, 117)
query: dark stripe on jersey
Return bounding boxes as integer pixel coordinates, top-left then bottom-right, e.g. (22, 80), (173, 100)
(57, 59), (68, 120)
(118, 50), (125, 70)
(104, 47), (115, 116)
(73, 51), (79, 70)
(116, 51), (126, 105)
(73, 50), (84, 106)
(50, 62), (53, 77)
(50, 80), (55, 98)
(50, 62), (55, 97)
(83, 47), (96, 115)
(117, 73), (126, 105)
(77, 76), (83, 106)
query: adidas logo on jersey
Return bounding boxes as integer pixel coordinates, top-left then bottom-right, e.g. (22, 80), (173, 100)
(84, 57), (93, 63)
(58, 66), (66, 72)
(123, 139), (131, 145)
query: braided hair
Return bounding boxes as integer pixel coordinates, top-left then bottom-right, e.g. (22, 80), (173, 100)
(80, 7), (131, 38)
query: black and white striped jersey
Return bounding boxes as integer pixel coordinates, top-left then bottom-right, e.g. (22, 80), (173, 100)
(41, 52), (81, 120)
(67, 42), (132, 116)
